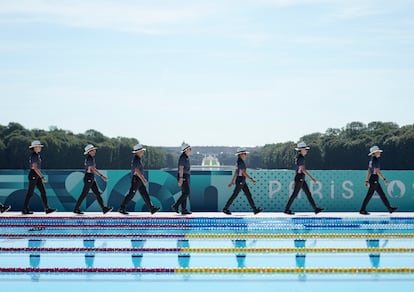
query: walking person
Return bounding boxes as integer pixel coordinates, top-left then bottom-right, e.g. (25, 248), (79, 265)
(171, 142), (192, 215)
(73, 144), (113, 215)
(119, 144), (160, 215)
(22, 140), (57, 215)
(284, 142), (324, 215)
(359, 146), (398, 215)
(223, 148), (263, 215)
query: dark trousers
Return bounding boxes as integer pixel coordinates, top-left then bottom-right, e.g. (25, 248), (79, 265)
(23, 170), (49, 210)
(360, 175), (392, 211)
(173, 175), (190, 210)
(285, 173), (317, 211)
(74, 174), (105, 210)
(120, 176), (154, 210)
(224, 177), (257, 210)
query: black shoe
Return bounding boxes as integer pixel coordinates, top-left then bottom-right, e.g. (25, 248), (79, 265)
(0, 205), (11, 213)
(223, 208), (232, 215)
(388, 207), (398, 213)
(119, 208), (129, 215)
(45, 208), (57, 214)
(73, 209), (84, 215)
(181, 209), (192, 215)
(171, 204), (179, 214)
(284, 209), (295, 215)
(359, 210), (370, 215)
(253, 207), (263, 215)
(151, 207), (160, 214)
(103, 206), (113, 214)
(314, 207), (324, 214)
(22, 209), (34, 215)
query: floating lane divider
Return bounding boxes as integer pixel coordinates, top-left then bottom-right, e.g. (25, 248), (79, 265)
(0, 267), (414, 274)
(1, 247), (414, 254)
(1, 233), (414, 239)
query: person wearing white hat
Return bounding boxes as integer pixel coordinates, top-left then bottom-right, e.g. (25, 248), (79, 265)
(222, 148), (263, 215)
(171, 142), (192, 215)
(119, 144), (160, 215)
(22, 140), (57, 214)
(359, 146), (397, 215)
(284, 142), (324, 215)
(73, 144), (113, 215)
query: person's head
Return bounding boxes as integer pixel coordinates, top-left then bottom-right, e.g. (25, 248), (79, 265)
(235, 148), (249, 160)
(132, 144), (146, 158)
(295, 142), (310, 156)
(29, 140), (44, 153)
(84, 144), (98, 156)
(368, 145), (383, 158)
(181, 142), (192, 156)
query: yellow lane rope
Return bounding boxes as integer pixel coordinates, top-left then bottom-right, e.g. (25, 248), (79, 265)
(184, 233), (414, 239)
(181, 247), (414, 253)
(175, 267), (414, 273)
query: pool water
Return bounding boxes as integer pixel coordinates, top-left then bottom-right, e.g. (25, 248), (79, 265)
(1, 214), (414, 291)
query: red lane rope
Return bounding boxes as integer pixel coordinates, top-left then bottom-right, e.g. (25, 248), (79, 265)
(0, 247), (180, 253)
(0, 267), (175, 273)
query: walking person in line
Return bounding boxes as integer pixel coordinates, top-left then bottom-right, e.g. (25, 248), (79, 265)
(223, 148), (263, 215)
(171, 142), (192, 215)
(22, 140), (57, 215)
(119, 144), (160, 215)
(73, 144), (113, 215)
(359, 145), (398, 215)
(284, 142), (324, 215)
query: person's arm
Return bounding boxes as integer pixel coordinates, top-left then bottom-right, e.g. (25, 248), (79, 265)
(376, 168), (388, 185)
(134, 168), (147, 186)
(92, 167), (108, 182)
(241, 169), (256, 184)
(301, 166), (316, 183)
(365, 168), (371, 186)
(178, 165), (184, 186)
(228, 169), (238, 187)
(32, 163), (46, 183)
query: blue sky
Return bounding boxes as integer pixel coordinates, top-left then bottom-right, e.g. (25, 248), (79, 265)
(0, 0), (413, 146)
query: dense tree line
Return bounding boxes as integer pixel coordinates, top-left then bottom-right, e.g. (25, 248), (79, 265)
(1, 121), (413, 170)
(251, 121), (414, 170)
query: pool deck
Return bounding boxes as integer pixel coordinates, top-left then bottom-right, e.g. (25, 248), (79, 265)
(1, 211), (413, 218)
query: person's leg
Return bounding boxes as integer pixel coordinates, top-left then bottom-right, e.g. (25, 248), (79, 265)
(301, 181), (317, 209)
(120, 177), (140, 210)
(179, 180), (190, 210)
(241, 183), (257, 210)
(23, 173), (38, 211)
(223, 181), (243, 210)
(284, 175), (303, 211)
(375, 184), (394, 210)
(90, 180), (105, 209)
(36, 179), (49, 209)
(74, 176), (93, 210)
(360, 182), (376, 212)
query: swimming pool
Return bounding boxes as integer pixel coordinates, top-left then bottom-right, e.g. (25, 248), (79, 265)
(1, 213), (413, 291)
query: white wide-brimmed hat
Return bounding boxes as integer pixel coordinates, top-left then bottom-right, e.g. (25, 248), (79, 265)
(295, 141), (310, 151)
(235, 147), (249, 155)
(29, 140), (44, 149)
(368, 145), (383, 156)
(181, 142), (191, 152)
(84, 144), (98, 155)
(132, 144), (146, 153)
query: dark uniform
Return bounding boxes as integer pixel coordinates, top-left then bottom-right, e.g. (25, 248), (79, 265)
(223, 156), (260, 213)
(360, 156), (395, 213)
(119, 155), (159, 214)
(73, 154), (111, 213)
(284, 153), (322, 213)
(172, 152), (191, 213)
(22, 152), (53, 213)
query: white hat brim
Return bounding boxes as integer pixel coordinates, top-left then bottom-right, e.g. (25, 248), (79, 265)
(295, 147), (310, 151)
(368, 149), (383, 156)
(132, 148), (146, 153)
(235, 151), (249, 155)
(84, 147), (98, 155)
(29, 144), (44, 149)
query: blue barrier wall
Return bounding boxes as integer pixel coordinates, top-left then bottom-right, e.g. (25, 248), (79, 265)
(0, 169), (412, 212)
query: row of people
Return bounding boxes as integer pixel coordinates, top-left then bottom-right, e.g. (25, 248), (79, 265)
(0, 141), (398, 216)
